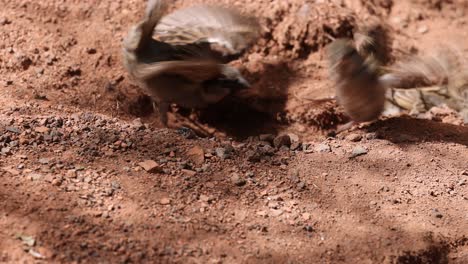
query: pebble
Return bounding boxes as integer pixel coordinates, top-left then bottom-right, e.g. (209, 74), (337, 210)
(177, 127), (197, 139)
(315, 143), (331, 153)
(160, 198), (171, 205)
(51, 178), (62, 186)
(365, 133), (378, 140)
(187, 146), (205, 165)
(34, 126), (50, 133)
(458, 179), (466, 186)
(182, 169), (197, 177)
(256, 210), (268, 217)
(269, 209), (284, 217)
(5, 126), (21, 134)
(215, 148), (231, 160)
(346, 134), (362, 142)
(418, 25), (429, 34)
(259, 134), (275, 143)
(38, 158), (49, 165)
(432, 209), (443, 219)
(138, 160), (161, 173)
(273, 135), (291, 149)
(1, 147), (12, 155)
(29, 173), (43, 181)
(0, 17), (12, 25)
(86, 47), (97, 54)
(350, 146), (368, 158)
(231, 173), (246, 187)
(2, 167), (20, 175)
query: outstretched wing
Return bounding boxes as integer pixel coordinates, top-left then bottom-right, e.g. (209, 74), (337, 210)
(154, 5), (260, 61)
(131, 60), (223, 82)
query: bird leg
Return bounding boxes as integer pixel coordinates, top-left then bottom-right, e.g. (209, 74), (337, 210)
(158, 102), (170, 127)
(336, 120), (357, 134)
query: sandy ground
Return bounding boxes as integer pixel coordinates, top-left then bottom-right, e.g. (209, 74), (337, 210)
(0, 0), (467, 263)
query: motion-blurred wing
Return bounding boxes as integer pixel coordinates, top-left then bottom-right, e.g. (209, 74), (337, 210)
(154, 5), (260, 61)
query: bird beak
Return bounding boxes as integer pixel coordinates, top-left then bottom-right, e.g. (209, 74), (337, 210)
(237, 76), (251, 88)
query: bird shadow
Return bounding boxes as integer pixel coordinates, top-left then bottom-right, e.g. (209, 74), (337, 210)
(365, 116), (468, 147)
(182, 61), (296, 139)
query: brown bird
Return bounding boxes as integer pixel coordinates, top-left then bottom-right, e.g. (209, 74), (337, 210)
(122, 0), (260, 126)
(327, 38), (387, 132)
(354, 19), (394, 66)
(382, 46), (468, 123)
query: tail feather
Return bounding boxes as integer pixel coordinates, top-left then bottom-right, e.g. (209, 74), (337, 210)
(123, 0), (168, 53)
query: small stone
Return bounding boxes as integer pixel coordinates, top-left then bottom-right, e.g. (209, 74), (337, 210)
(365, 133), (378, 140)
(199, 195), (211, 203)
(346, 133), (362, 142)
(5, 126), (21, 134)
(269, 209), (283, 217)
(16, 234), (35, 247)
(38, 158), (49, 164)
(315, 143), (331, 153)
(51, 178), (62, 186)
(350, 146), (368, 158)
(86, 47), (97, 54)
(187, 146), (205, 165)
(160, 198), (171, 205)
(182, 169), (196, 177)
(256, 210), (268, 217)
(177, 127), (197, 139)
(418, 25), (429, 34)
(132, 118), (145, 130)
(288, 133), (300, 143)
(138, 160), (161, 173)
(94, 212), (103, 217)
(462, 170), (468, 176)
(259, 134), (275, 143)
(2, 167), (20, 175)
(34, 126), (50, 133)
(231, 173), (246, 186)
(432, 209), (443, 219)
(29, 173), (43, 181)
(273, 135), (291, 149)
(215, 148), (231, 160)
(1, 147), (12, 155)
(66, 169), (77, 178)
(302, 213), (311, 221)
(0, 17), (12, 25)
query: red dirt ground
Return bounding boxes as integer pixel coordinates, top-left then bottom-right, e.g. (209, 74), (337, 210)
(0, 0), (467, 263)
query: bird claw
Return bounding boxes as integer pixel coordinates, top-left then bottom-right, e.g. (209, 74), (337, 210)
(335, 121), (358, 134)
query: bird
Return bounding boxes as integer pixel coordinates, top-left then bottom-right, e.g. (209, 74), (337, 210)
(382, 46), (468, 123)
(353, 19), (394, 66)
(326, 38), (387, 132)
(122, 0), (260, 127)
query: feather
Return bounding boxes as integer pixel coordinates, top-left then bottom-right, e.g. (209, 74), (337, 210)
(154, 5), (260, 57)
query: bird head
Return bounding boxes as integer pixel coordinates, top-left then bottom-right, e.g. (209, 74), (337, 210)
(219, 65), (251, 89)
(327, 39), (365, 78)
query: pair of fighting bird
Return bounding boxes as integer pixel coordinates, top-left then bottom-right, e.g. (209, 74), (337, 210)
(123, 0), (468, 131)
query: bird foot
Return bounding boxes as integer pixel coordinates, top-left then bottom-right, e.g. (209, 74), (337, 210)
(335, 121), (358, 134)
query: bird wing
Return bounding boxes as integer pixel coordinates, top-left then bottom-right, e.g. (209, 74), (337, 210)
(354, 20), (394, 65)
(154, 5), (260, 61)
(132, 60), (223, 82)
